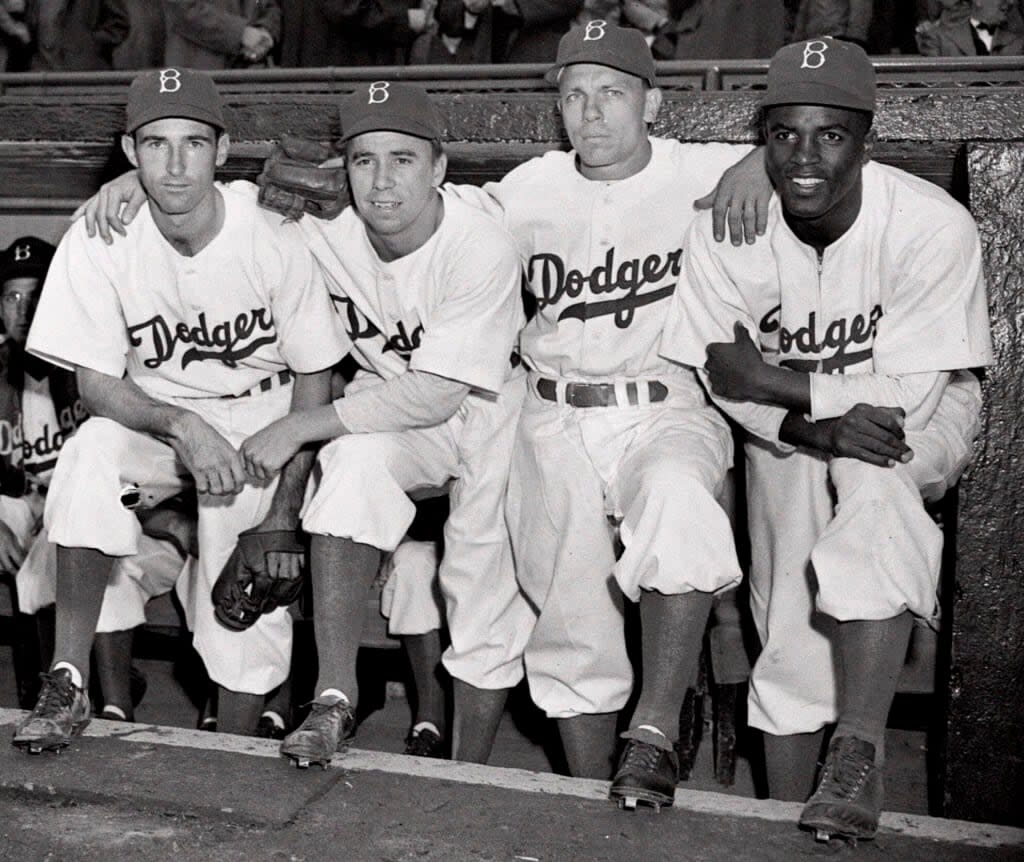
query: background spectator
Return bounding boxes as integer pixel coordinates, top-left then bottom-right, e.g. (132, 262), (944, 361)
(30, 0), (129, 70)
(162, 0), (280, 69)
(917, 0), (1024, 55)
(409, 0), (494, 64)
(791, 0), (874, 47)
(660, 0), (787, 60)
(112, 0), (166, 69)
(490, 0), (581, 63)
(279, 0), (429, 67)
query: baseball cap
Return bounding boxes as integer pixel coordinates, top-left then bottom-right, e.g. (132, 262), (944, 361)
(125, 68), (226, 134)
(339, 82), (444, 145)
(763, 38), (876, 114)
(545, 21), (657, 88)
(0, 236), (55, 286)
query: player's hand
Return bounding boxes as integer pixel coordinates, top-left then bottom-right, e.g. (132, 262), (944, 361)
(705, 322), (766, 401)
(241, 25), (273, 61)
(693, 146), (772, 246)
(0, 520), (26, 574)
(170, 412), (247, 496)
(240, 415), (304, 482)
(825, 403), (912, 467)
(70, 170), (146, 244)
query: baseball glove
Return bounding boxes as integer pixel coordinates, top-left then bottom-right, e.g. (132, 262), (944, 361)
(212, 527), (306, 632)
(257, 134), (348, 220)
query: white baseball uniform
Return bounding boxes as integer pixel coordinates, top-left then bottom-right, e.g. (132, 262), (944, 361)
(289, 189), (534, 692)
(10, 370), (187, 631)
(661, 161), (993, 735)
(26, 182), (348, 694)
(450, 137), (750, 718)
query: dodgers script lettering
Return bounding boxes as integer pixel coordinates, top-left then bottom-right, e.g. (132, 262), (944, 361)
(529, 247), (682, 329)
(128, 308), (276, 369)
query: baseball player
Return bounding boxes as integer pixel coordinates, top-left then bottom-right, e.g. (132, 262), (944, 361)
(661, 39), (992, 839)
(0, 235), (188, 723)
(442, 22), (772, 807)
(234, 81), (532, 768)
(12, 67), (347, 753)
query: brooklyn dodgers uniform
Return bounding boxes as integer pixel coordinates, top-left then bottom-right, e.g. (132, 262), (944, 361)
(661, 161), (993, 734)
(26, 182), (347, 694)
(451, 137), (752, 717)
(13, 371), (186, 634)
(293, 188), (534, 692)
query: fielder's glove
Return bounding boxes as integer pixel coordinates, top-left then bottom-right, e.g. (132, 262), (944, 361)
(257, 135), (348, 220)
(212, 527), (306, 631)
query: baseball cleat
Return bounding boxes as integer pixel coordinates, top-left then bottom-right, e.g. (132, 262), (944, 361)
(279, 694), (355, 769)
(404, 726), (445, 759)
(609, 738), (679, 813)
(12, 669), (91, 754)
(799, 736), (882, 842)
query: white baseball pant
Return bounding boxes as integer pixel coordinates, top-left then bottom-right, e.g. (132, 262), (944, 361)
(747, 373), (982, 736)
(506, 373), (741, 719)
(302, 372), (533, 691)
(43, 384), (295, 695)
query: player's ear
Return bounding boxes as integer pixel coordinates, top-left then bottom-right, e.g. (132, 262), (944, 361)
(861, 127), (876, 164)
(215, 132), (231, 167)
(431, 151), (448, 188)
(643, 87), (663, 125)
(122, 133), (139, 168)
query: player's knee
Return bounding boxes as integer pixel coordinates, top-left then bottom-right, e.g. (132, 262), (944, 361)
(317, 433), (397, 484)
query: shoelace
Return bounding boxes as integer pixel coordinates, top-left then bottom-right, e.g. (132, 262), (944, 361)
(32, 672), (76, 717)
(819, 745), (871, 800)
(621, 740), (663, 772)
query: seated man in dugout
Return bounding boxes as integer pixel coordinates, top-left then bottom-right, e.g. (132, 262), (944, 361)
(0, 235), (190, 724)
(12, 67), (347, 753)
(661, 38), (992, 841)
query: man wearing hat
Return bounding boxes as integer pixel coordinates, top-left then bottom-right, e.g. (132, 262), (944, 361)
(441, 21), (771, 807)
(0, 235), (190, 726)
(661, 38), (991, 838)
(13, 67), (347, 752)
(233, 80), (532, 768)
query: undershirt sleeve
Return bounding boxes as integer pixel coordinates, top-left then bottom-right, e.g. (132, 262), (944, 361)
(333, 370), (470, 434)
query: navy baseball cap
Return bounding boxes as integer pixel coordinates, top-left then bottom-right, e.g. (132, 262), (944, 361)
(125, 68), (226, 134)
(0, 236), (55, 285)
(545, 21), (657, 88)
(763, 38), (876, 114)
(339, 81), (444, 145)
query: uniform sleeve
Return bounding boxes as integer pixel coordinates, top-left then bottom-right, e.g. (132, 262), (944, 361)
(407, 223), (523, 395)
(333, 370), (469, 433)
(264, 219), (352, 373)
(670, 141), (757, 205)
(810, 370), (949, 431)
(26, 224), (129, 378)
(873, 215), (993, 374)
(661, 216), (790, 448)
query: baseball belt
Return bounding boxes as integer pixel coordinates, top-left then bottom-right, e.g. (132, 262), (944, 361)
(535, 377), (668, 408)
(224, 369), (293, 400)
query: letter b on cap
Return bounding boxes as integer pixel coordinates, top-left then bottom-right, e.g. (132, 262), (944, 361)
(13, 244), (30, 262)
(800, 40), (828, 69)
(584, 20), (606, 41)
(368, 81), (390, 105)
(159, 68), (182, 94)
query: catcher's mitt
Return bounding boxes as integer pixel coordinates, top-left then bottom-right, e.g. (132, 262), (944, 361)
(257, 134), (348, 220)
(212, 527), (306, 632)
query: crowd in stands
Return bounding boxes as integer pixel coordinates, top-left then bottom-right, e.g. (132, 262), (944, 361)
(0, 0), (1019, 73)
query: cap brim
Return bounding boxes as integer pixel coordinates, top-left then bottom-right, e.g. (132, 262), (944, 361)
(127, 107), (226, 134)
(544, 59), (655, 88)
(762, 81), (874, 113)
(340, 118), (441, 144)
